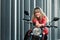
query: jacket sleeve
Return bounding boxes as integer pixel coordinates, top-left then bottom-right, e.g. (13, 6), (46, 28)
(32, 18), (37, 26)
(41, 16), (47, 25)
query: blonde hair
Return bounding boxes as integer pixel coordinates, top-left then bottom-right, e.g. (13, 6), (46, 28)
(31, 7), (49, 23)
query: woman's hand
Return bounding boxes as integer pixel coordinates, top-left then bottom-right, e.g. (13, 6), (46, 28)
(36, 21), (44, 28)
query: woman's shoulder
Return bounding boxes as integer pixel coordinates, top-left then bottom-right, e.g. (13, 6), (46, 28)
(32, 17), (37, 20)
(42, 16), (49, 22)
(32, 18), (37, 22)
(42, 16), (47, 19)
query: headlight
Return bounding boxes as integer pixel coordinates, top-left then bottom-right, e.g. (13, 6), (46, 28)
(33, 28), (41, 36)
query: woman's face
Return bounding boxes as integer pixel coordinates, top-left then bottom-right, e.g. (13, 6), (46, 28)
(34, 9), (41, 18)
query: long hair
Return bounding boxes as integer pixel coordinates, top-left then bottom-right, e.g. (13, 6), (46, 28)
(31, 7), (49, 22)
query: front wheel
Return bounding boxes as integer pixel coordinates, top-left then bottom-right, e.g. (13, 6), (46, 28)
(24, 29), (48, 40)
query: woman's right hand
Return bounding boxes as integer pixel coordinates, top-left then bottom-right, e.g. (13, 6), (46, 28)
(36, 21), (42, 28)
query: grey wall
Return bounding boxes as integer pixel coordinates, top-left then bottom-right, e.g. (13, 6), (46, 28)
(1, 0), (20, 40)
(0, 0), (60, 40)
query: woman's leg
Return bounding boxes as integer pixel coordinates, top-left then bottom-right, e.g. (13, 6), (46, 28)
(24, 29), (32, 40)
(44, 35), (47, 40)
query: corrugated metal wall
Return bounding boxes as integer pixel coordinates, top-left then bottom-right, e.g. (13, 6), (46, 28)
(0, 0), (60, 40)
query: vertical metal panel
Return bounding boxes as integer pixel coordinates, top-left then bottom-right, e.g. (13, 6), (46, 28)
(54, 0), (58, 40)
(20, 0), (22, 40)
(29, 0), (30, 29)
(17, 0), (20, 40)
(43, 0), (47, 14)
(22, 0), (24, 40)
(51, 0), (55, 40)
(14, 0), (18, 40)
(14, 0), (17, 40)
(11, 0), (15, 40)
(5, 0), (10, 40)
(5, 2), (10, 40)
(0, 0), (1, 40)
(9, 0), (11, 40)
(1, 0), (6, 40)
(41, 0), (43, 9)
(34, 0), (36, 8)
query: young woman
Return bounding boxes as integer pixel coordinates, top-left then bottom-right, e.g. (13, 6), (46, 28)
(31, 7), (49, 40)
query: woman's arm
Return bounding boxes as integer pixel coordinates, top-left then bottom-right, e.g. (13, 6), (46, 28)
(32, 18), (41, 27)
(36, 16), (48, 27)
(32, 16), (48, 27)
(35, 21), (44, 28)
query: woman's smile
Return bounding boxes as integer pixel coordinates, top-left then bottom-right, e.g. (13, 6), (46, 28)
(35, 12), (41, 18)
